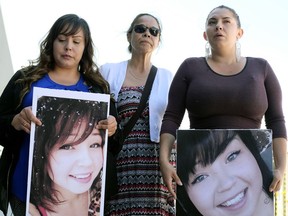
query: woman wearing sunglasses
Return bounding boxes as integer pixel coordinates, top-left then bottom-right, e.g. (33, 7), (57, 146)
(100, 13), (175, 215)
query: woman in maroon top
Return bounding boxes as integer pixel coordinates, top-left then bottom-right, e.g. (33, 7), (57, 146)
(159, 4), (287, 203)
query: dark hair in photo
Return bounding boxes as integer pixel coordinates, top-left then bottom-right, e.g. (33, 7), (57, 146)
(176, 129), (273, 215)
(30, 96), (107, 212)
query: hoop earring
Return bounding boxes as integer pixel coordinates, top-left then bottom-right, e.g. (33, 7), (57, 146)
(236, 40), (241, 62)
(205, 42), (211, 59)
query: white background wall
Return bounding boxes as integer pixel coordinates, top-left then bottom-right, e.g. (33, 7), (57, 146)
(0, 0), (287, 130)
(0, 4), (14, 93)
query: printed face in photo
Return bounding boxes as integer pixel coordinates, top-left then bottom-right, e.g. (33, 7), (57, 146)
(186, 135), (263, 216)
(48, 120), (103, 195)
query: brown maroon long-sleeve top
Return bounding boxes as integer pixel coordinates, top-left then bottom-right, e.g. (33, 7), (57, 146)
(161, 57), (287, 139)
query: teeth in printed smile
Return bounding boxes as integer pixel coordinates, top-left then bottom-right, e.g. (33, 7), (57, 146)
(72, 173), (90, 179)
(221, 191), (244, 207)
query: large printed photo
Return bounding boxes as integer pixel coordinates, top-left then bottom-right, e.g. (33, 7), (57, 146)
(176, 129), (273, 216)
(26, 87), (110, 216)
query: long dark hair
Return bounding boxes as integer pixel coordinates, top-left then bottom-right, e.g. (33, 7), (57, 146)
(176, 129), (273, 216)
(17, 14), (109, 106)
(30, 96), (107, 212)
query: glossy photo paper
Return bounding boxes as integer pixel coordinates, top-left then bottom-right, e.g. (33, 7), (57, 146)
(26, 87), (110, 216)
(176, 129), (273, 216)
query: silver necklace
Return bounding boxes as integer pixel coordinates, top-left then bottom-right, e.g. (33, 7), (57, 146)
(128, 70), (147, 80)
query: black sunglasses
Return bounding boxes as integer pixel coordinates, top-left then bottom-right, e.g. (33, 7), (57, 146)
(133, 24), (160, 37)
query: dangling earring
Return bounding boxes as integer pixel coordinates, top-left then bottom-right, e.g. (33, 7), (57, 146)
(235, 40), (241, 62)
(205, 42), (211, 59)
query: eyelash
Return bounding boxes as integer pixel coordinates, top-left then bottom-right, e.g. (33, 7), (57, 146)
(90, 143), (102, 148)
(208, 20), (216, 25)
(57, 38), (80, 44)
(191, 149), (241, 185)
(208, 20), (231, 25)
(226, 150), (241, 163)
(59, 142), (102, 150)
(59, 144), (73, 150)
(191, 174), (207, 185)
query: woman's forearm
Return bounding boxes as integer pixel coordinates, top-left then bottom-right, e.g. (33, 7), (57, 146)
(273, 137), (287, 174)
(159, 133), (176, 163)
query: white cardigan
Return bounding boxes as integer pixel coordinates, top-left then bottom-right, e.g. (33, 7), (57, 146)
(100, 60), (173, 142)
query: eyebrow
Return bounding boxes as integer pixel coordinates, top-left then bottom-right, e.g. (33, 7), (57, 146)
(72, 35), (83, 39)
(68, 131), (101, 137)
(209, 16), (232, 20)
(222, 17), (232, 20)
(136, 23), (159, 28)
(59, 33), (83, 38)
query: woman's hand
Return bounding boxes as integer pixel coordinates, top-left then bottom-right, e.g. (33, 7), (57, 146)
(269, 137), (287, 192)
(269, 168), (284, 192)
(11, 106), (42, 134)
(160, 159), (182, 198)
(97, 115), (117, 137)
(159, 133), (182, 198)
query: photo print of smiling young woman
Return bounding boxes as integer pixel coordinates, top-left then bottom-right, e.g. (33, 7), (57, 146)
(176, 129), (273, 216)
(26, 87), (110, 216)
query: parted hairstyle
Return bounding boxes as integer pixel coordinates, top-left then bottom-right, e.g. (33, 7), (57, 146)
(16, 14), (109, 106)
(30, 96), (107, 212)
(206, 5), (241, 28)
